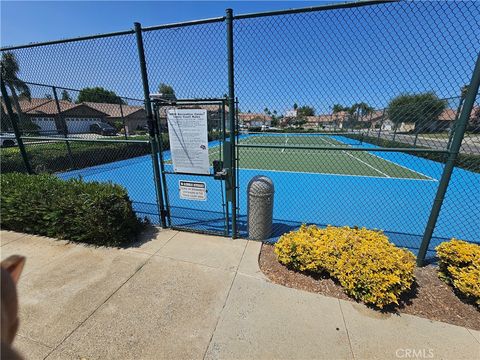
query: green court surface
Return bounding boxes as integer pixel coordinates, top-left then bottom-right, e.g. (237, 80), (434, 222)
(225, 134), (432, 180)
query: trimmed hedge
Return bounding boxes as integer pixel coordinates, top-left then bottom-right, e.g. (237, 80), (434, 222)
(1, 173), (145, 246)
(345, 134), (480, 173)
(1, 131), (225, 175)
(436, 239), (480, 306)
(274, 225), (416, 308)
(1, 141), (151, 174)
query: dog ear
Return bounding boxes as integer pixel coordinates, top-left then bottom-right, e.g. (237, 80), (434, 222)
(1, 256), (26, 284)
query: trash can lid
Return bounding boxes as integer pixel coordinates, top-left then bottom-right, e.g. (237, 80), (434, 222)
(247, 175), (274, 195)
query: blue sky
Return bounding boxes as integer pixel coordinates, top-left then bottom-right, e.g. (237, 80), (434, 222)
(1, 1), (330, 46)
(1, 1), (479, 114)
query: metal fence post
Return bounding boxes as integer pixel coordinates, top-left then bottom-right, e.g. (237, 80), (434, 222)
(1, 78), (33, 174)
(52, 86), (75, 169)
(134, 21), (167, 227)
(447, 90), (467, 150)
(417, 53), (480, 266)
(226, 8), (237, 239)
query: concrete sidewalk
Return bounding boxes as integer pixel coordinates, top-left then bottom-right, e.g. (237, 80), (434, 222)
(1, 229), (479, 360)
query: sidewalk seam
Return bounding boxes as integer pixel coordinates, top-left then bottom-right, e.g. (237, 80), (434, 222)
(339, 300), (356, 360)
(153, 253), (238, 273)
(15, 333), (53, 350)
(467, 328), (480, 345)
(0, 232), (28, 247)
(202, 239), (249, 360)
(42, 231), (180, 360)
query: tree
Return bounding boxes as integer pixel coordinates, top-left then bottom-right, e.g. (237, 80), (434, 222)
(271, 110), (279, 127)
(158, 83), (176, 99)
(332, 104), (348, 113)
(350, 102), (373, 118)
(347, 102), (374, 128)
(1, 52), (38, 132)
(283, 116), (306, 128)
(297, 105), (315, 117)
(469, 106), (480, 133)
(77, 87), (125, 104)
(293, 103), (298, 110)
(44, 93), (52, 99)
(388, 92), (447, 133)
(61, 90), (72, 102)
(293, 118), (307, 127)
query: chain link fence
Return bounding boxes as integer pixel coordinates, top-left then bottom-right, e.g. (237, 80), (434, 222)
(1, 0), (479, 263)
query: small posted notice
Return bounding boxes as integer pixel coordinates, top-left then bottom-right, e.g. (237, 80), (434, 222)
(179, 181), (207, 201)
(167, 108), (209, 175)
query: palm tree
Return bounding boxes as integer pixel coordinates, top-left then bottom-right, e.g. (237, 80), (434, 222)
(332, 104), (346, 113)
(1, 52), (31, 131)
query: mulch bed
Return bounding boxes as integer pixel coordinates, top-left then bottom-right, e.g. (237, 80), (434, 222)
(259, 243), (480, 330)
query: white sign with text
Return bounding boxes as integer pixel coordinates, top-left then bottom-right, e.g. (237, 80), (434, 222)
(167, 108), (209, 174)
(179, 181), (207, 201)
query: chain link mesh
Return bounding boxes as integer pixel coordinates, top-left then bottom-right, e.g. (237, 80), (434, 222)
(1, 1), (479, 259)
(233, 1), (479, 258)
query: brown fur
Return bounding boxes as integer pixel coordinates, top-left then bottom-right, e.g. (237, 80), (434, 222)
(1, 255), (25, 360)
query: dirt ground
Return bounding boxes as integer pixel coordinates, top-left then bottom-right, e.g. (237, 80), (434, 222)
(259, 243), (480, 330)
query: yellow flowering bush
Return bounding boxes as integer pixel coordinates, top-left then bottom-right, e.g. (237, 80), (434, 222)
(436, 239), (480, 305)
(274, 225), (416, 308)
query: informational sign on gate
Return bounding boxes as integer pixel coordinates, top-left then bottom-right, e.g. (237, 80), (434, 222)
(167, 109), (209, 175)
(179, 180), (207, 201)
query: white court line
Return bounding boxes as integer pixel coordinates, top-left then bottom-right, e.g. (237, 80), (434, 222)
(342, 151), (391, 178)
(360, 149), (436, 181)
(330, 137), (436, 181)
(238, 167), (437, 182)
(237, 135), (436, 181)
(242, 141), (436, 181)
(281, 136), (289, 153)
(321, 137), (391, 178)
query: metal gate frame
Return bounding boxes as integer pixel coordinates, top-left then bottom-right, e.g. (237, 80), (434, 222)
(151, 97), (235, 236)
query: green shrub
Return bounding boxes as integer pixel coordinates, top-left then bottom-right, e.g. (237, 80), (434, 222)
(274, 225), (416, 308)
(436, 239), (480, 305)
(1, 173), (145, 246)
(0, 131), (225, 175)
(0, 141), (151, 174)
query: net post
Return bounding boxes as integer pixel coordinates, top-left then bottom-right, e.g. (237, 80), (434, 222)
(134, 21), (166, 227)
(417, 53), (480, 266)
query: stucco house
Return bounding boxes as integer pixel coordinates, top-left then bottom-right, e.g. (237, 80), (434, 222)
(1, 97), (109, 134)
(1, 97), (149, 134)
(238, 113), (272, 128)
(157, 104), (230, 131)
(83, 102), (147, 131)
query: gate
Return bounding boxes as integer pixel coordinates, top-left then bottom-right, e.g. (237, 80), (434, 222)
(2, 1), (479, 265)
(152, 98), (235, 236)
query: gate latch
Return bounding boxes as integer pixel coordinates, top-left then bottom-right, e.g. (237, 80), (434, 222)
(213, 160), (227, 180)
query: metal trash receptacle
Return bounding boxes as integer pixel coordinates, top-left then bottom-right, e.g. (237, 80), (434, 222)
(247, 175), (274, 240)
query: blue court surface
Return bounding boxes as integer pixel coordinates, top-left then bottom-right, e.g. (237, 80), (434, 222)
(59, 135), (479, 261)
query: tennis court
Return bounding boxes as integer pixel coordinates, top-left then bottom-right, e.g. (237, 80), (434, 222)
(234, 133), (433, 180)
(60, 133), (479, 259)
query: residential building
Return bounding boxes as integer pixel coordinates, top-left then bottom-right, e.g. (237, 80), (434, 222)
(157, 104), (230, 131)
(83, 102), (147, 131)
(1, 97), (109, 134)
(1, 97), (149, 134)
(238, 113), (272, 128)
